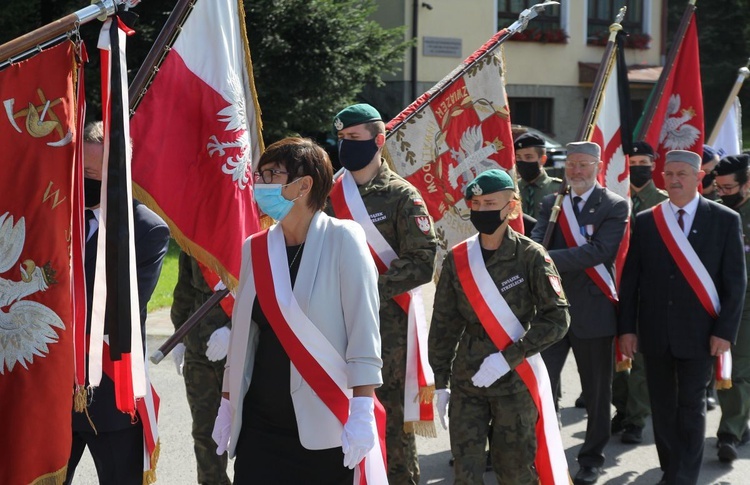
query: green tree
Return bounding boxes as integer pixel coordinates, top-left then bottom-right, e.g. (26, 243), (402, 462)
(244, 0), (409, 143)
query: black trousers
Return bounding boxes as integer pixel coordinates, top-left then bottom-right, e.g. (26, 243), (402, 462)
(64, 423), (143, 485)
(644, 353), (712, 485)
(541, 332), (614, 468)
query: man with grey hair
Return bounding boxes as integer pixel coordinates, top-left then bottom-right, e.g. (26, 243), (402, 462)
(532, 141), (629, 484)
(619, 150), (746, 484)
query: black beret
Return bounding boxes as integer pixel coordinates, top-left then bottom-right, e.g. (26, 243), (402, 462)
(629, 141), (654, 157)
(514, 132), (545, 150)
(714, 155), (750, 176)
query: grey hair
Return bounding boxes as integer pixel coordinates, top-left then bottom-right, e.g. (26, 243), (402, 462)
(83, 121), (104, 143)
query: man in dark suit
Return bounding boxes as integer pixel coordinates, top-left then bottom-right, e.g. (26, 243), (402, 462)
(65, 122), (170, 484)
(531, 141), (629, 485)
(619, 150), (746, 485)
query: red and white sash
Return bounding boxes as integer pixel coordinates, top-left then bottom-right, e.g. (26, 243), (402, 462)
(331, 170), (436, 436)
(101, 341), (160, 481)
(250, 228), (388, 484)
(652, 202), (731, 387)
(453, 235), (569, 485)
(558, 197), (618, 303)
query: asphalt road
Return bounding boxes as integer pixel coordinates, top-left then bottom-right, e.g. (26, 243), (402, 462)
(70, 297), (750, 484)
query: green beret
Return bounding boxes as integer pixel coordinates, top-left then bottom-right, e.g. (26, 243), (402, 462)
(714, 155), (750, 176)
(333, 103), (382, 132)
(464, 169), (514, 199)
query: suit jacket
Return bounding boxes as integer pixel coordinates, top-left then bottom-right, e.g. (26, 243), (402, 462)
(73, 201), (170, 433)
(618, 197), (746, 358)
(223, 212), (383, 456)
(531, 184), (629, 338)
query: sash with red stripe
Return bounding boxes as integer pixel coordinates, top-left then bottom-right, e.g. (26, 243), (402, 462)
(652, 202), (731, 387)
(330, 170), (436, 436)
(250, 228), (388, 484)
(558, 197), (618, 303)
(101, 341), (160, 481)
(453, 235), (569, 484)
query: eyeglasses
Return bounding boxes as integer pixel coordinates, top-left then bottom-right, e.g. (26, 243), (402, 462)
(253, 168), (289, 184)
(564, 160), (598, 170)
(716, 183), (740, 194)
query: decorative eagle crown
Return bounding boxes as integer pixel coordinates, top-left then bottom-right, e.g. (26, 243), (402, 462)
(42, 261), (58, 285)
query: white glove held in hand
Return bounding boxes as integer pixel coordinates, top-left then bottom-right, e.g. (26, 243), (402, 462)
(471, 351), (510, 387)
(212, 397), (232, 455)
(172, 343), (186, 376)
(435, 388), (450, 430)
(341, 397), (376, 469)
(206, 326), (231, 362)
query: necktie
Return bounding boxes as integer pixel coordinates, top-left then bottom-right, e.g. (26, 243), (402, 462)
(632, 196), (641, 214)
(572, 196), (582, 219)
(677, 209), (685, 232)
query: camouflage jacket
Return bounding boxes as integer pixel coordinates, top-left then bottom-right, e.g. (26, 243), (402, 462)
(730, 197), (750, 294)
(171, 251), (231, 356)
(326, 161), (438, 304)
(518, 169), (562, 219)
(429, 227), (570, 396)
(631, 180), (668, 217)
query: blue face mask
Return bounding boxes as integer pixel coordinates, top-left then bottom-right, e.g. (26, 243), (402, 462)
(338, 138), (379, 172)
(254, 179), (302, 221)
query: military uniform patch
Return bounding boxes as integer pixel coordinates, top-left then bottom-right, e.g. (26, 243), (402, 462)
(414, 215), (432, 235)
(544, 253), (552, 263)
(548, 275), (562, 296)
(412, 198), (424, 206)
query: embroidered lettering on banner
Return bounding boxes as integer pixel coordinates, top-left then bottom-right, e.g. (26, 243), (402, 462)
(499, 274), (525, 293)
(370, 211), (386, 223)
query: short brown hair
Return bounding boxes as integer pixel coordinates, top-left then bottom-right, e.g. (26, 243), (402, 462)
(362, 120), (386, 138)
(258, 137), (333, 212)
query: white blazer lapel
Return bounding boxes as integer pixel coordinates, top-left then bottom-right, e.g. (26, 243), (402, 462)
(292, 211), (326, 313)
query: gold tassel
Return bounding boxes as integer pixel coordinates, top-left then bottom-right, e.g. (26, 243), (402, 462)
(716, 379), (733, 391)
(29, 464), (67, 484)
(418, 385), (435, 404)
(73, 386), (87, 413)
(142, 439), (161, 485)
(615, 359), (632, 372)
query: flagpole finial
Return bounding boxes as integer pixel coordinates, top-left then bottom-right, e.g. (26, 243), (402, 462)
(615, 6), (627, 25)
(608, 6), (626, 36)
(508, 1), (560, 34)
(741, 58), (750, 79)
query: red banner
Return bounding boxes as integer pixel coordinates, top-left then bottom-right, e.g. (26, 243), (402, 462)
(0, 41), (81, 485)
(642, 16), (703, 189)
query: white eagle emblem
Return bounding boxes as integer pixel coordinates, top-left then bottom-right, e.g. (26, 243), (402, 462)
(207, 71), (252, 190)
(334, 117), (344, 131)
(448, 126), (503, 190)
(414, 215), (432, 235)
(659, 94), (701, 151)
(0, 212), (64, 374)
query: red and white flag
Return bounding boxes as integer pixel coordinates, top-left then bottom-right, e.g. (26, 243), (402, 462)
(712, 97), (742, 158)
(384, 31), (518, 276)
(130, 0), (263, 286)
(0, 40), (82, 485)
(641, 15), (703, 189)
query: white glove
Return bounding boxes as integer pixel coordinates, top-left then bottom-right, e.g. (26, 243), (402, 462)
(206, 326), (231, 362)
(471, 351), (510, 387)
(341, 397), (377, 469)
(172, 343), (186, 376)
(435, 388), (450, 430)
(212, 397), (232, 455)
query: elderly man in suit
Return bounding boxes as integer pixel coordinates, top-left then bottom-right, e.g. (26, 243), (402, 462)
(531, 141), (629, 485)
(65, 122), (170, 485)
(619, 150), (746, 485)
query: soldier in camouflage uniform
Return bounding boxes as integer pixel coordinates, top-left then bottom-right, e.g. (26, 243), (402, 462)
(611, 141), (667, 444)
(429, 170), (570, 484)
(713, 155), (750, 462)
(326, 104), (438, 484)
(171, 251), (232, 485)
(515, 132), (562, 220)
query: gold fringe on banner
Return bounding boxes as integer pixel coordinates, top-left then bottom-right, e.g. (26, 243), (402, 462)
(142, 439), (161, 485)
(237, 0), (264, 153)
(716, 379), (733, 391)
(29, 465), (67, 485)
(616, 359), (632, 372)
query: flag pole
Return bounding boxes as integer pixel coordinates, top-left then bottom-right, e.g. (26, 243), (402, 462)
(707, 59), (750, 146)
(386, 1), (559, 137)
(635, 0), (697, 141)
(542, 8), (625, 248)
(128, 0), (196, 112)
(0, 0), (115, 66)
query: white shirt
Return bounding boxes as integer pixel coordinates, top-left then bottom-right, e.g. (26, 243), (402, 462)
(570, 185), (596, 213)
(668, 194), (699, 236)
(86, 207), (101, 242)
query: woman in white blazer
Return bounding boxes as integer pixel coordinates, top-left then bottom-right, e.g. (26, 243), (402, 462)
(211, 138), (383, 484)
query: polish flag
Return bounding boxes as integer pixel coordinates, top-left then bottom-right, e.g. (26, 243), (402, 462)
(130, 0), (262, 287)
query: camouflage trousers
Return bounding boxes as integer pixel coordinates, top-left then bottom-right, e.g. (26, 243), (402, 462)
(612, 351), (651, 428)
(718, 307), (750, 441)
(184, 350), (231, 485)
(376, 387), (420, 485)
(449, 387), (538, 485)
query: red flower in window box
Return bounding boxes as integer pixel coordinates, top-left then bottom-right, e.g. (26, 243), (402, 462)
(588, 30), (651, 49)
(511, 27), (568, 44)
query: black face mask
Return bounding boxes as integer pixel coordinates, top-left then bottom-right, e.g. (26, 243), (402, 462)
(702, 173), (715, 190)
(338, 138), (379, 172)
(721, 192), (744, 209)
(516, 161), (541, 182)
(84, 178), (102, 208)
(629, 166), (652, 188)
(470, 202), (510, 235)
